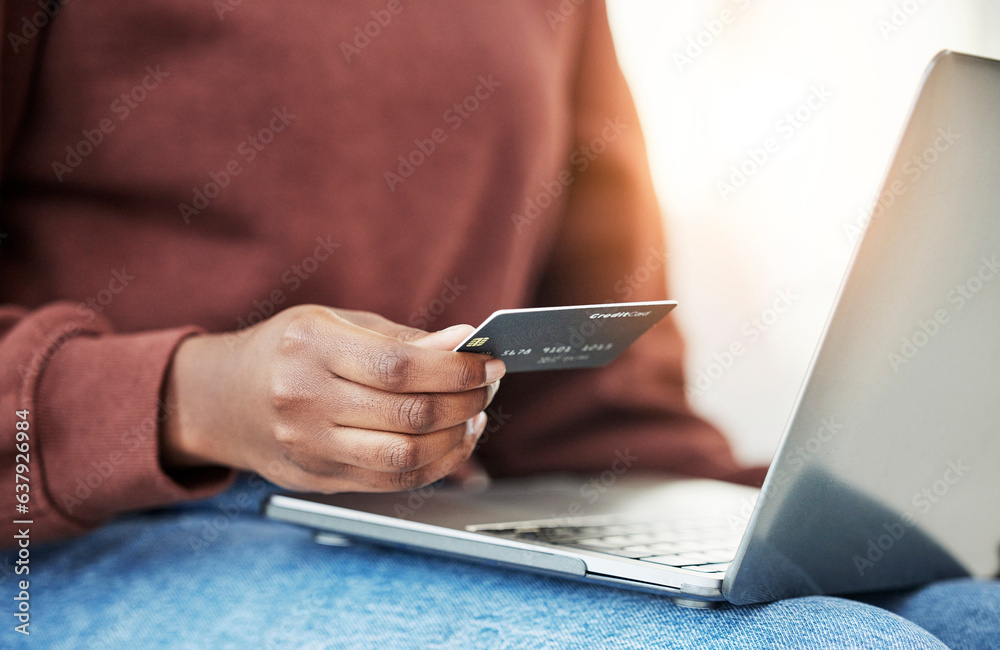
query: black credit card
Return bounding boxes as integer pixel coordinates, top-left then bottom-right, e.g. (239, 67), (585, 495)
(453, 301), (676, 372)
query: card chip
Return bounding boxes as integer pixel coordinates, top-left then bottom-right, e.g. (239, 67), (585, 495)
(466, 337), (490, 347)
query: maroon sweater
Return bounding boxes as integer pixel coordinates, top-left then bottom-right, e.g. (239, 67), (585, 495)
(1, 0), (752, 545)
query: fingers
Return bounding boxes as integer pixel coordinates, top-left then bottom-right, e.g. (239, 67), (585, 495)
(282, 413), (488, 493)
(409, 324), (476, 351)
(333, 309), (475, 351)
(315, 417), (481, 473)
(332, 309), (430, 343)
(259, 306), (504, 497)
(324, 377), (497, 434)
(280, 308), (505, 393)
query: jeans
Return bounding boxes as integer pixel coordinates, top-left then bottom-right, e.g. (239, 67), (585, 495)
(5, 474), (998, 649)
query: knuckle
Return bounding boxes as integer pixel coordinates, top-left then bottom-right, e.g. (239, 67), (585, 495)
(277, 311), (320, 355)
(267, 373), (303, 413)
(373, 349), (412, 390)
(276, 305), (342, 355)
(394, 328), (428, 343)
(390, 467), (430, 491)
(380, 436), (422, 472)
(279, 441), (342, 479)
(271, 422), (299, 446)
(396, 394), (438, 433)
(455, 359), (485, 390)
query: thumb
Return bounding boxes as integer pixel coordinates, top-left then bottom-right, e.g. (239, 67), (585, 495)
(410, 324), (476, 351)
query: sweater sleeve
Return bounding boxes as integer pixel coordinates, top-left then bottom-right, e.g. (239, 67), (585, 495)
(0, 303), (235, 547)
(476, 0), (763, 486)
(1, 5), (234, 548)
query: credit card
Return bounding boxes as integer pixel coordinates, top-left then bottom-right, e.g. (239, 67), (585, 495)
(453, 301), (676, 372)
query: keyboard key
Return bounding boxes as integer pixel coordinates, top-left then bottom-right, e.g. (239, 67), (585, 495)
(699, 550), (737, 564)
(575, 537), (626, 549)
(592, 536), (636, 547)
(615, 545), (659, 558)
(597, 525), (636, 536)
(532, 529), (581, 542)
(645, 541), (707, 554)
(489, 516), (741, 569)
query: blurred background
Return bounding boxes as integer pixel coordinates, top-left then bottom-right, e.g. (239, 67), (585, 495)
(606, 0), (1000, 464)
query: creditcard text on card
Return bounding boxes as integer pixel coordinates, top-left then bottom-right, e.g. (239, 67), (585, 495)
(453, 301), (676, 372)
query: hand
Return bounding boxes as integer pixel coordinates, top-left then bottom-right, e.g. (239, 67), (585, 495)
(161, 305), (504, 493)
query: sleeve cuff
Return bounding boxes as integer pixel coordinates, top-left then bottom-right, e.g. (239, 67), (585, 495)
(35, 320), (235, 527)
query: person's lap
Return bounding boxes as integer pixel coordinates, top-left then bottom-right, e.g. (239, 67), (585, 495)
(6, 475), (997, 649)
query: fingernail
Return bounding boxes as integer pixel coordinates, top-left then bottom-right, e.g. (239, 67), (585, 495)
(411, 324), (474, 349)
(485, 359), (505, 383)
(467, 411), (488, 437)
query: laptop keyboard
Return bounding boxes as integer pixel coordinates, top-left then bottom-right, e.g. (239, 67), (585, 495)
(476, 518), (739, 576)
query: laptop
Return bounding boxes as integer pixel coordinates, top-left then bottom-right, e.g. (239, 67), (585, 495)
(263, 51), (1000, 607)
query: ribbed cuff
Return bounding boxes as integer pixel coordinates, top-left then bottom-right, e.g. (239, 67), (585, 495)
(35, 320), (235, 527)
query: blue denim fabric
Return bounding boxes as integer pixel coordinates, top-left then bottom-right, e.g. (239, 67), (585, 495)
(4, 474), (997, 649)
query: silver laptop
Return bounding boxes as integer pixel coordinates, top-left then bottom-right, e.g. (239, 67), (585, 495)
(264, 51), (1000, 607)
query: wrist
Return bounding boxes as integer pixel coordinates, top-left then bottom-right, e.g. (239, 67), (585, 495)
(160, 334), (226, 470)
